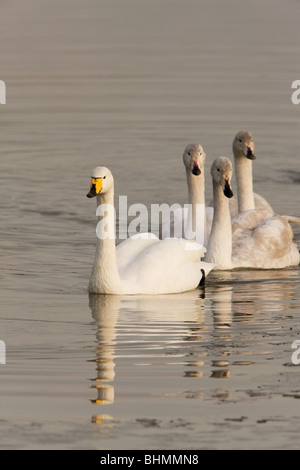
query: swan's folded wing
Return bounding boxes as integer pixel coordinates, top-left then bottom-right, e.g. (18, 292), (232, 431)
(232, 209), (272, 232)
(117, 233), (159, 272)
(120, 238), (211, 295)
(232, 212), (299, 269)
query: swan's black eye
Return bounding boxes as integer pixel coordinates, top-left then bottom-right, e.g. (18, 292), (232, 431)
(103, 176), (106, 179)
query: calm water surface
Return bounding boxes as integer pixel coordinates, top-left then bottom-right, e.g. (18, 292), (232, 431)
(0, 0), (300, 450)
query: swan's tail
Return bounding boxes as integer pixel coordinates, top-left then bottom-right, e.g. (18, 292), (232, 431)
(282, 215), (300, 226)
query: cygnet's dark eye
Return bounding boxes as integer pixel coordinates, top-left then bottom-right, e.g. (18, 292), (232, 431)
(187, 152), (191, 156)
(217, 168), (220, 172)
(239, 139), (242, 143)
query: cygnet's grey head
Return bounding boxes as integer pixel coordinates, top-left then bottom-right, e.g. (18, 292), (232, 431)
(211, 156), (234, 198)
(183, 143), (206, 176)
(232, 130), (256, 160)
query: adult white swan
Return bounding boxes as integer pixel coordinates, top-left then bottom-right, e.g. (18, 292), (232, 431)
(204, 157), (300, 270)
(86, 167), (215, 294)
(161, 143), (212, 245)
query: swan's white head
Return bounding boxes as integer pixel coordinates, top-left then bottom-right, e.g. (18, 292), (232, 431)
(211, 157), (234, 198)
(86, 166), (114, 198)
(232, 131), (256, 160)
(183, 143), (206, 176)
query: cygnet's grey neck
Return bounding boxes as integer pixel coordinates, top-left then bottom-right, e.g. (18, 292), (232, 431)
(185, 168), (206, 242)
(186, 168), (205, 205)
(234, 154), (255, 212)
(204, 179), (232, 269)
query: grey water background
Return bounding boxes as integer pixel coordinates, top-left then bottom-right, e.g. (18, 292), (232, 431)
(0, 0), (300, 450)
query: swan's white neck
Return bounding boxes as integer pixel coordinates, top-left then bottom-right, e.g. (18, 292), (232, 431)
(234, 154), (255, 213)
(185, 169), (206, 244)
(88, 188), (122, 294)
(204, 180), (232, 269)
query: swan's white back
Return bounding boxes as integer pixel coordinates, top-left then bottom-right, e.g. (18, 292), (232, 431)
(117, 236), (211, 295)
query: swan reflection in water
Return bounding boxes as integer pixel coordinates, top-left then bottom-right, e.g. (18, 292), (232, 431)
(88, 290), (206, 423)
(206, 268), (299, 383)
(88, 267), (299, 421)
(89, 294), (120, 425)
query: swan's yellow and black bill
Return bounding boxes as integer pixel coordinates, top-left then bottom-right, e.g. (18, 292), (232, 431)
(86, 177), (103, 198)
